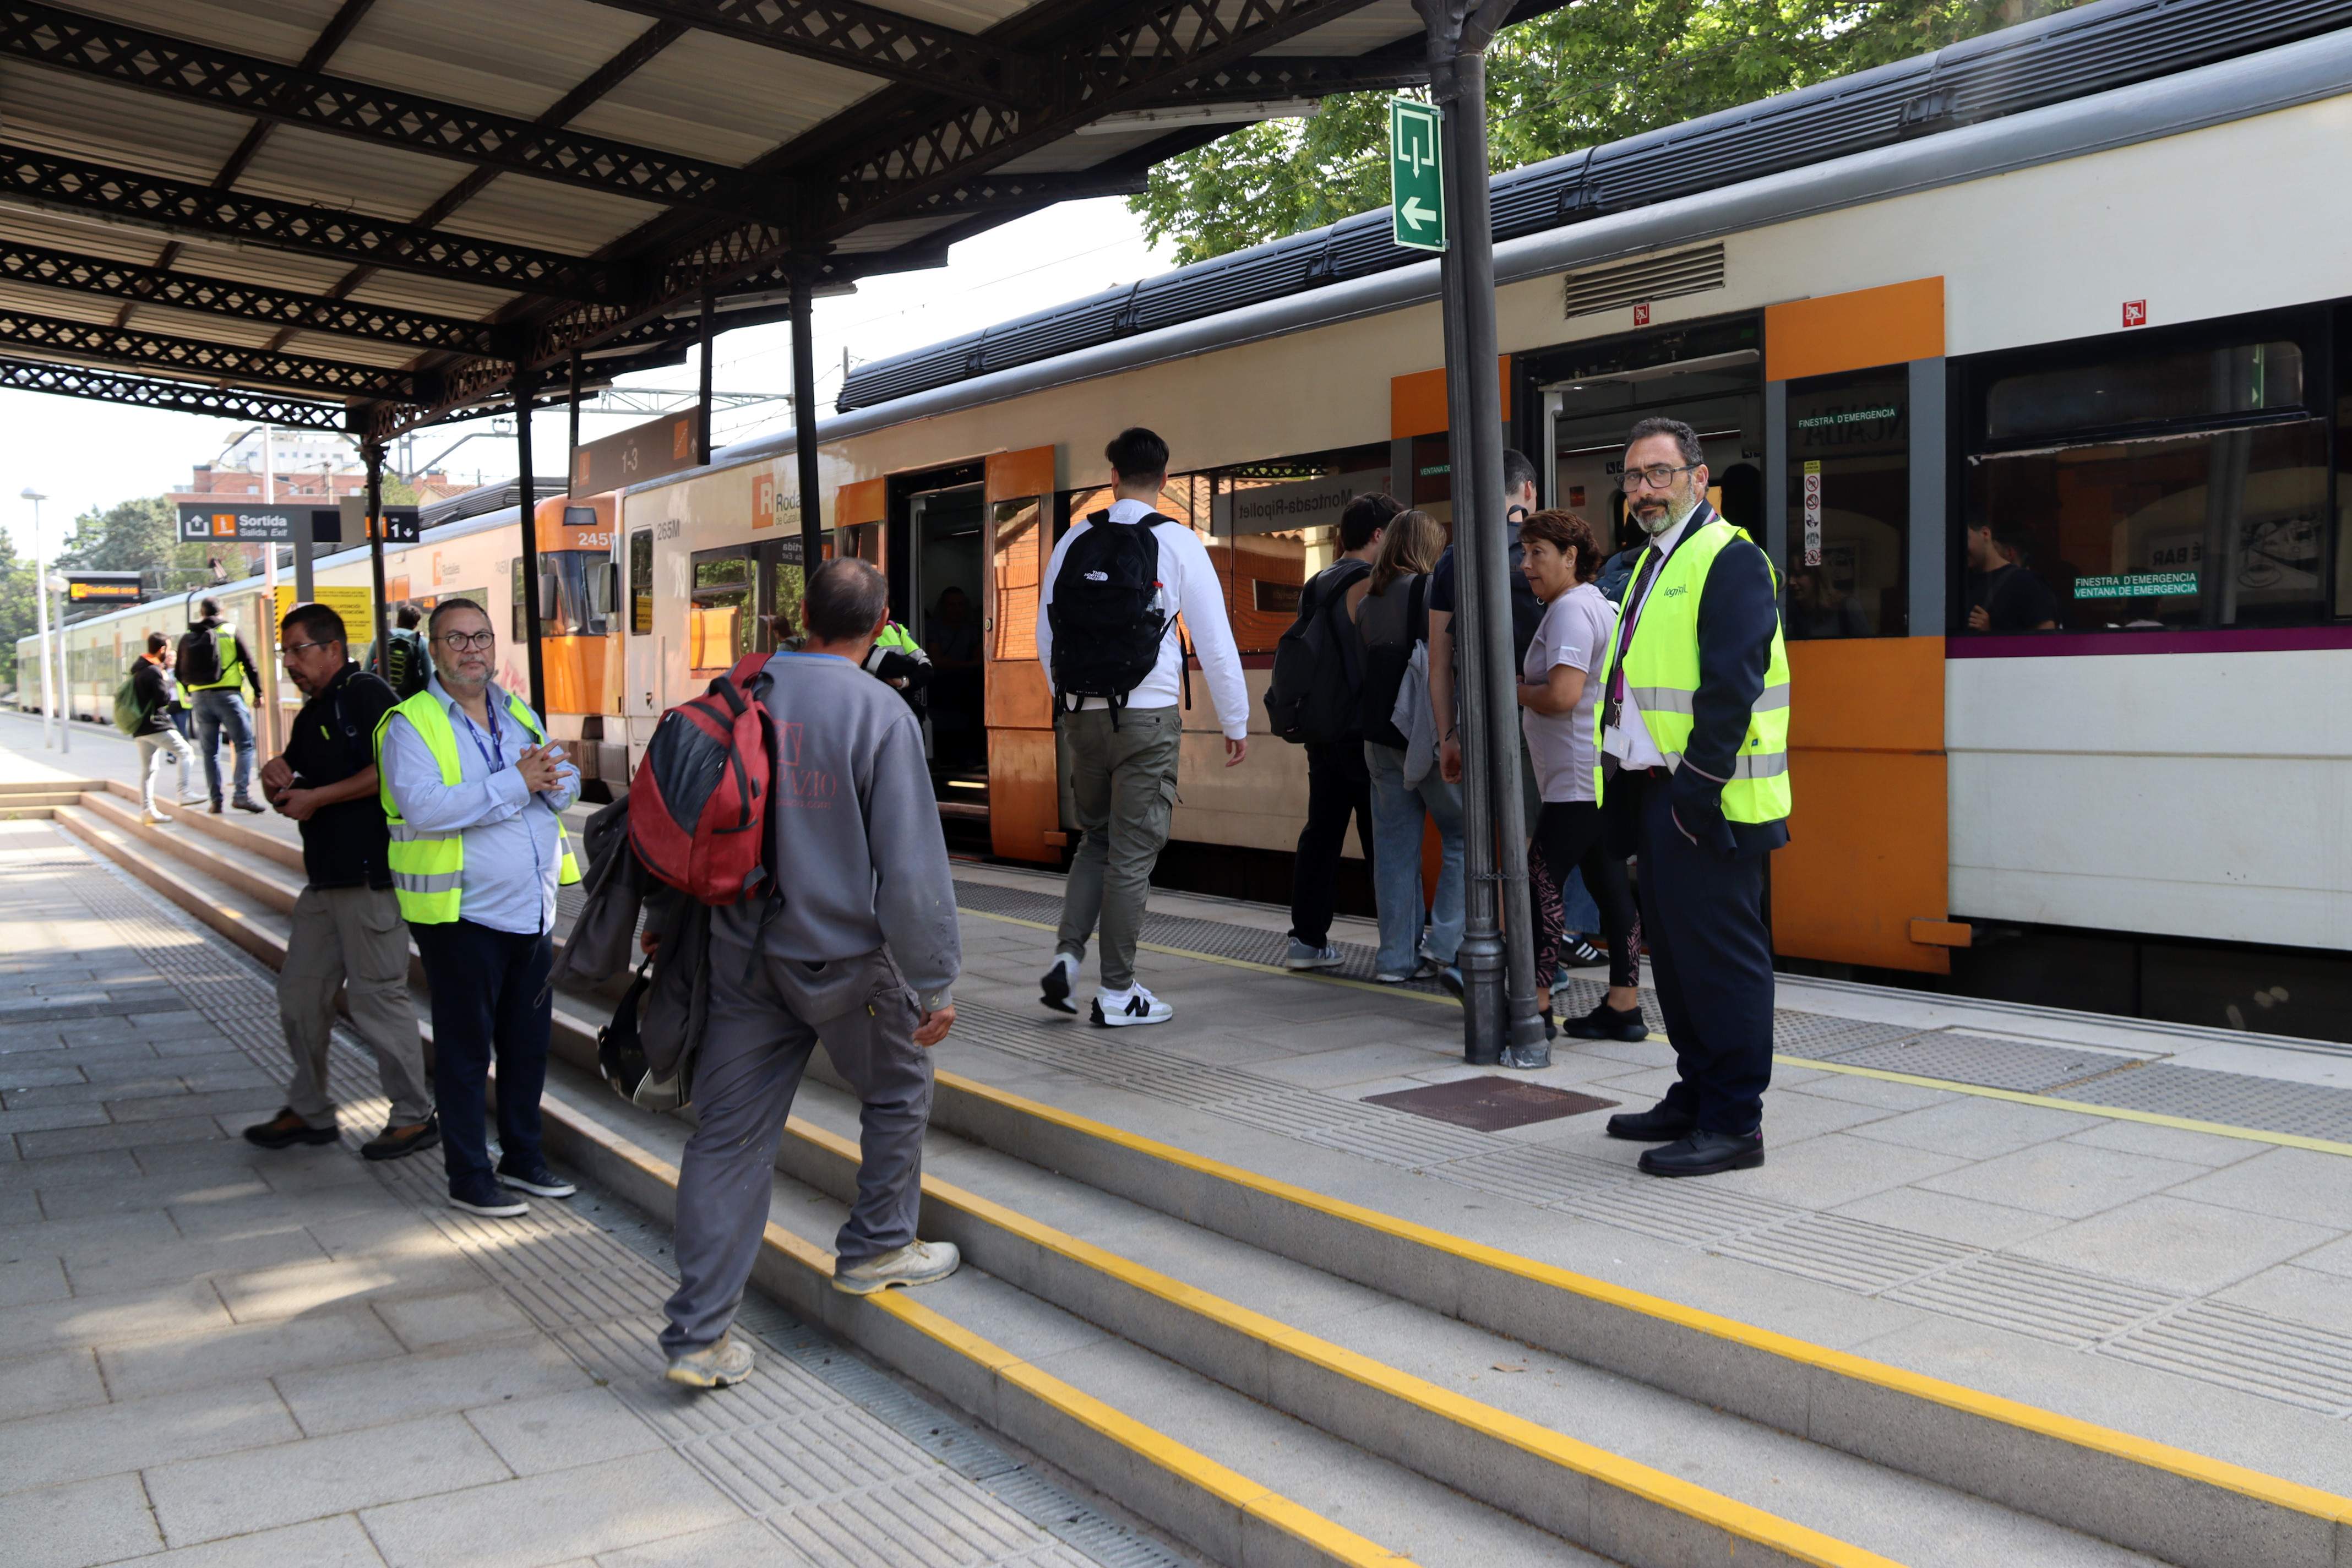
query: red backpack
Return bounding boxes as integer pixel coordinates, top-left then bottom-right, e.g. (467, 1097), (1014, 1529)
(628, 652), (775, 905)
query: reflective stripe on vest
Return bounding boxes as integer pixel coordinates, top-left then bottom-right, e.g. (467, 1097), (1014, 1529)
(372, 688), (582, 924)
(1592, 519), (1792, 824)
(188, 627), (245, 692)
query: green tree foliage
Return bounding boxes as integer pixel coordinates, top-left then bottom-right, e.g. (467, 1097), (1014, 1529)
(55, 496), (217, 589)
(1134, 1), (2078, 265)
(0, 529), (35, 689)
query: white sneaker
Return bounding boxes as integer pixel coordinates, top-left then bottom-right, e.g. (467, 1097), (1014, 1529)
(179, 794), (207, 807)
(665, 1333), (755, 1388)
(832, 1239), (961, 1295)
(140, 810), (163, 826)
(1091, 986), (1173, 1027)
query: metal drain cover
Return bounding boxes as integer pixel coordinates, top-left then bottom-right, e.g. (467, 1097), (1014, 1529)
(1363, 1076), (1618, 1131)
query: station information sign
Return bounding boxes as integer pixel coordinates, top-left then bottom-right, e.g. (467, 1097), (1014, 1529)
(274, 584), (378, 629)
(1389, 98), (1445, 253)
(571, 409), (703, 497)
(178, 503), (311, 542)
(335, 497), (422, 544)
(66, 572), (143, 605)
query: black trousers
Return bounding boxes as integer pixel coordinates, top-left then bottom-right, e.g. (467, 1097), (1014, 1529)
(412, 919), (553, 1191)
(1289, 739), (1374, 947)
(1633, 777), (1774, 1136)
(1529, 801), (1638, 991)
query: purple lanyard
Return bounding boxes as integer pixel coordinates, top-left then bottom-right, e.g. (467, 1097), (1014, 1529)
(462, 699), (503, 776)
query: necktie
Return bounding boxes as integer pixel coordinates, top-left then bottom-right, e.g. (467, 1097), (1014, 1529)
(1603, 543), (1669, 732)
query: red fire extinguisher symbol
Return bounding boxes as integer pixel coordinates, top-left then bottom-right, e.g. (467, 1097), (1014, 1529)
(1632, 302), (1651, 327)
(2122, 300), (2148, 328)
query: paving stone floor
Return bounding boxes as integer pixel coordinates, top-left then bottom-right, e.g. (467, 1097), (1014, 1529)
(0, 819), (1123, 1568)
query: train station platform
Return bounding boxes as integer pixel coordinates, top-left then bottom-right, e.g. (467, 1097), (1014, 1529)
(4, 711), (2351, 1568)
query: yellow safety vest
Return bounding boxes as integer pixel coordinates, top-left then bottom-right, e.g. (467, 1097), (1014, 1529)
(372, 688), (581, 924)
(1592, 518), (1792, 824)
(186, 627), (246, 692)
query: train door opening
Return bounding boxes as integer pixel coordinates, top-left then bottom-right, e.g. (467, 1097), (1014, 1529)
(887, 468), (988, 816)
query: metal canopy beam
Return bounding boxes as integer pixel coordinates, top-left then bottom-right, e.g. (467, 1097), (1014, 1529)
(1150, 54), (1433, 104)
(0, 353), (346, 426)
(889, 167), (1149, 219)
(585, 0), (1027, 104)
(0, 305), (417, 396)
(0, 238), (501, 356)
(0, 2), (764, 212)
(0, 143), (614, 299)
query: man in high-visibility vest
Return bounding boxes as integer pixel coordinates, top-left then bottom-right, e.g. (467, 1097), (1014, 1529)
(1593, 416), (1790, 1179)
(376, 597), (582, 1219)
(178, 595), (265, 814)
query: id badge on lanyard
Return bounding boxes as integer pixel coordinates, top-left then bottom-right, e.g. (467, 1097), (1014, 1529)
(466, 700), (503, 776)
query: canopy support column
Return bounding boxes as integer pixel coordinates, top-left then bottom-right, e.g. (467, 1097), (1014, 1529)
(364, 441), (388, 668)
(516, 371), (547, 716)
(790, 263), (825, 624)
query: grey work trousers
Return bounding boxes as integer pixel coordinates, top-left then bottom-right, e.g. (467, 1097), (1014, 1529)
(1053, 705), (1182, 991)
(661, 941), (933, 1357)
(277, 884), (432, 1129)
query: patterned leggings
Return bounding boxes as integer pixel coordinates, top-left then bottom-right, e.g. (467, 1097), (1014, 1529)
(1529, 801), (1640, 992)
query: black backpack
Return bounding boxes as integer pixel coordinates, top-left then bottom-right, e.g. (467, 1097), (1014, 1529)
(383, 628), (429, 700)
(176, 625), (222, 689)
(1264, 562), (1366, 745)
(1357, 573), (1427, 751)
(1047, 510), (1175, 720)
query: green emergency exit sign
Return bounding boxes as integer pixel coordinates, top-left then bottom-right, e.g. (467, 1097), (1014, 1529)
(1390, 97), (1445, 252)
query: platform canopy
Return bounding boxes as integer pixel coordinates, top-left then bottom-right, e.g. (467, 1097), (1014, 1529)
(0, 0), (1569, 440)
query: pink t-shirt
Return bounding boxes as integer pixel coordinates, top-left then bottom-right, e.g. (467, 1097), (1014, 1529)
(1521, 582), (1616, 804)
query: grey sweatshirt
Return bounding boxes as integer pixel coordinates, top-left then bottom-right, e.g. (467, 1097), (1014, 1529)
(711, 650), (961, 1011)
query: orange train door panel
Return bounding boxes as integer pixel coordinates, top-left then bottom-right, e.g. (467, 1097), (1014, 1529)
(1772, 636), (1960, 974)
(982, 446), (1058, 862)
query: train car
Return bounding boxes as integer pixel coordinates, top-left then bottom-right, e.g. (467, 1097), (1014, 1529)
(607, 8), (2352, 1037)
(20, 488), (629, 793)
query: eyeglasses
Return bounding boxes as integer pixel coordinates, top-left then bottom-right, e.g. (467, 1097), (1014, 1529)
(1623, 462), (1700, 491)
(437, 630), (496, 651)
(279, 640), (333, 657)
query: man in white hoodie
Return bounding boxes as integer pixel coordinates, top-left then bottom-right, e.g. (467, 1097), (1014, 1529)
(1035, 427), (1250, 1028)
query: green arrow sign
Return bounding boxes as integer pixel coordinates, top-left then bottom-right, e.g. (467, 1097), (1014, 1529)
(1390, 97), (1445, 253)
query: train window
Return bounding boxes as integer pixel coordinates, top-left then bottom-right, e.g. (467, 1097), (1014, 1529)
(990, 498), (1042, 662)
(510, 558), (525, 643)
(628, 530), (652, 636)
(1986, 340), (2305, 443)
(688, 549), (755, 673)
(540, 551), (611, 638)
(1785, 367), (1907, 639)
(1203, 445), (1391, 655)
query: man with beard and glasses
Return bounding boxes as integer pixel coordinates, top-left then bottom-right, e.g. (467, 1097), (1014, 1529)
(1591, 417), (1790, 1179)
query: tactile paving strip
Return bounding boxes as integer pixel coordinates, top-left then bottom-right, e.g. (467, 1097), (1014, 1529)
(1816, 1031), (2142, 1093)
(31, 829), (1175, 1568)
(2073, 1062), (2352, 1146)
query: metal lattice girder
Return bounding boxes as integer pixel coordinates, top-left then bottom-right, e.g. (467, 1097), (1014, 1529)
(0, 2), (762, 211)
(826, 0), (1385, 229)
(892, 168), (1150, 219)
(1151, 54), (1433, 104)
(0, 353), (347, 427)
(0, 304), (419, 397)
(0, 143), (614, 299)
(584, 0), (1028, 104)
(0, 237), (502, 356)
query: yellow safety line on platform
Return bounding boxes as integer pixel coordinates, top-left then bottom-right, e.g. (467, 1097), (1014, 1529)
(962, 906), (2352, 1160)
(911, 1059), (2352, 1528)
(1773, 1054), (2352, 1159)
(788, 1117), (1907, 1568)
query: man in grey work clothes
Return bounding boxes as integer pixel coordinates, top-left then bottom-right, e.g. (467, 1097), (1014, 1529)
(661, 558), (963, 1390)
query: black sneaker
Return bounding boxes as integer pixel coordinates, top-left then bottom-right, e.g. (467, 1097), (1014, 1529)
(449, 1175), (529, 1217)
(243, 1108), (338, 1148)
(494, 1157), (575, 1199)
(1566, 1000), (1648, 1043)
(361, 1114), (440, 1162)
(1039, 952), (1079, 1015)
(1563, 937), (1605, 968)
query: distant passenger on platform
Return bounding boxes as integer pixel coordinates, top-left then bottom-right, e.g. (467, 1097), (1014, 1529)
(1035, 427), (1250, 1029)
(243, 603), (435, 1162)
(376, 598), (581, 1218)
(1350, 508), (1463, 987)
(1596, 417), (1790, 1179)
(661, 558), (962, 1390)
(1964, 518), (2061, 633)
(382, 602), (430, 700)
(1283, 490), (1400, 972)
(1513, 511), (1642, 1053)
(178, 596), (264, 815)
(128, 633), (200, 823)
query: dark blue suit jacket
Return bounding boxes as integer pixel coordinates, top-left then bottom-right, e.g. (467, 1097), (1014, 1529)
(1615, 505), (1791, 861)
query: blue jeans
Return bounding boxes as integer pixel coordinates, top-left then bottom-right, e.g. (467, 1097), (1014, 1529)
(1363, 742), (1464, 975)
(1557, 865), (1600, 940)
(192, 689), (254, 804)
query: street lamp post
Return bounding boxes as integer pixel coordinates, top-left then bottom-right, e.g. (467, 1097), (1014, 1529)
(20, 487), (57, 751)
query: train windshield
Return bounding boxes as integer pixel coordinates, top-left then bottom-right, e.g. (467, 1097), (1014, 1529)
(542, 550), (614, 637)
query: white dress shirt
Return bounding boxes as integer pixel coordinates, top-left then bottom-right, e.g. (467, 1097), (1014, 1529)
(1035, 497), (1251, 741)
(1601, 509), (1695, 769)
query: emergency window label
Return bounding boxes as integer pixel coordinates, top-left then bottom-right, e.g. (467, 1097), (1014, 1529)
(2073, 572), (2197, 599)
(1800, 461), (1822, 568)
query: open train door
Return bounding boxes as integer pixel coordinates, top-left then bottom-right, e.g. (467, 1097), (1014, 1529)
(981, 446), (1058, 862)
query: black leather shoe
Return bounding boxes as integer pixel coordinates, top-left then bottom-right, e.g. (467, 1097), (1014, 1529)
(1604, 1104), (1696, 1142)
(1639, 1130), (1764, 1178)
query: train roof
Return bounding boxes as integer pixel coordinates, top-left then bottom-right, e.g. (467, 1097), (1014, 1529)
(834, 0), (2352, 413)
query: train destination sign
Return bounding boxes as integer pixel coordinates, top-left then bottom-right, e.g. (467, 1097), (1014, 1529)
(1212, 469), (1391, 536)
(1389, 98), (1445, 253)
(66, 572), (143, 605)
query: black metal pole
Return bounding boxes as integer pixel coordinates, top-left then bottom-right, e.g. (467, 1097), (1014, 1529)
(365, 440), (389, 668)
(697, 289), (716, 469)
(790, 265), (825, 611)
(1425, 0), (1544, 1061)
(514, 372), (547, 715)
(567, 350), (582, 494)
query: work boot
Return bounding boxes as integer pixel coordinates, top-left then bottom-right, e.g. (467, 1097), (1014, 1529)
(243, 1108), (337, 1149)
(361, 1114), (440, 1162)
(666, 1334), (755, 1389)
(1639, 1130), (1765, 1178)
(834, 1239), (961, 1295)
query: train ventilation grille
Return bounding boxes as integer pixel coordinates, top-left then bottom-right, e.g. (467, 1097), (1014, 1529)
(1558, 244), (1726, 320)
